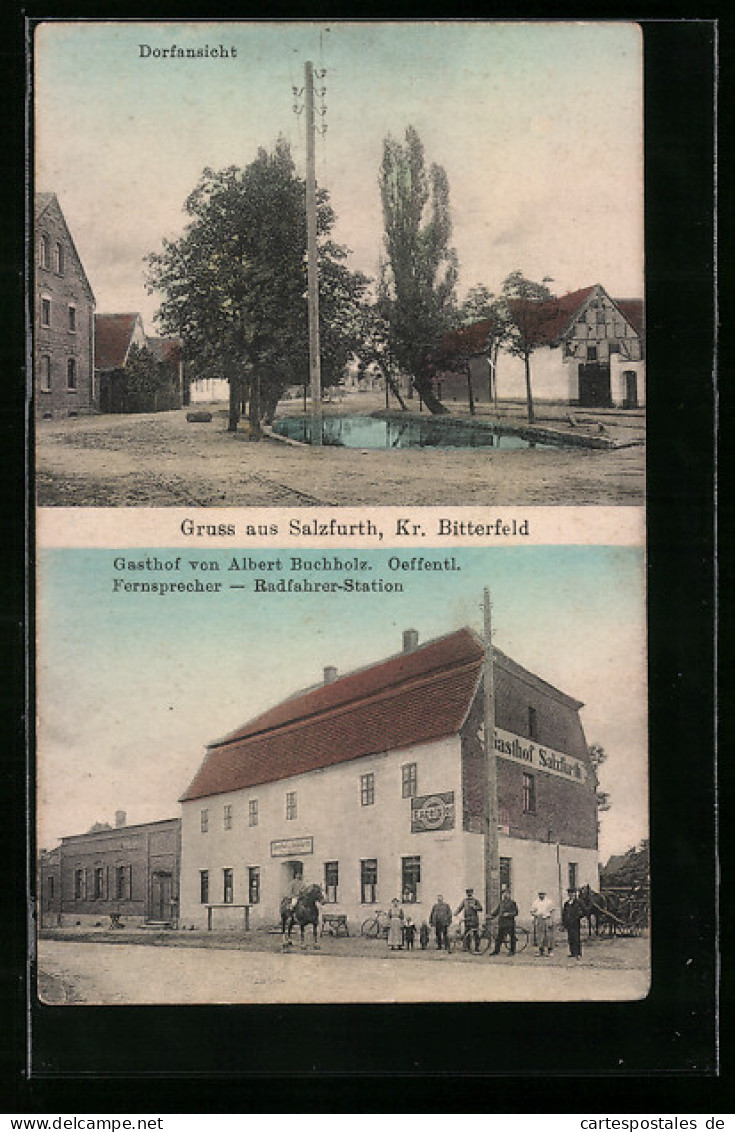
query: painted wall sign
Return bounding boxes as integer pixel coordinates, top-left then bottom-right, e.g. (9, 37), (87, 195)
(411, 792), (456, 833)
(493, 727), (589, 785)
(270, 836), (314, 857)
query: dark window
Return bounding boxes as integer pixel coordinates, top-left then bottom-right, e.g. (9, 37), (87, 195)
(68, 305), (76, 331)
(500, 857), (512, 892)
(568, 862), (578, 890)
(48, 876), (54, 899)
(39, 233), (50, 269)
(200, 808), (209, 833)
(360, 858), (378, 904)
(401, 855), (421, 903)
(40, 356), (52, 392)
(248, 799), (258, 826)
(586, 345), (598, 361)
(522, 772), (536, 815)
(324, 861), (339, 903)
(248, 867), (260, 905)
(401, 762), (417, 798)
(528, 706), (538, 740)
(115, 865), (126, 900)
(286, 791), (297, 820)
(55, 242), (65, 274)
(41, 298), (51, 326)
(223, 804), (232, 830)
(360, 772), (375, 806)
(223, 868), (234, 904)
(93, 867), (105, 899)
(200, 870), (209, 904)
(67, 358), (77, 390)
(74, 868), (84, 900)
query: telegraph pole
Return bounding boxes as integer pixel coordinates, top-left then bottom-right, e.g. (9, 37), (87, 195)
(304, 60), (323, 446)
(483, 587), (500, 920)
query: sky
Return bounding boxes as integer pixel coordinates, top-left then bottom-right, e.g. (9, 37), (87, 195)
(36, 546), (647, 861)
(34, 20), (644, 330)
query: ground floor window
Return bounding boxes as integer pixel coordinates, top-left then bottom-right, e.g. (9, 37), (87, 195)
(500, 857), (512, 892)
(67, 358), (77, 391)
(401, 855), (421, 903)
(248, 867), (260, 905)
(115, 865), (129, 900)
(93, 867), (105, 900)
(324, 861), (339, 903)
(74, 868), (84, 900)
(568, 862), (578, 890)
(223, 868), (234, 904)
(200, 870), (209, 904)
(360, 859), (378, 904)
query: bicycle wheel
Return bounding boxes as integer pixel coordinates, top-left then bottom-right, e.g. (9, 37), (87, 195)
(361, 916), (379, 938)
(514, 925), (530, 953)
(463, 926), (490, 954)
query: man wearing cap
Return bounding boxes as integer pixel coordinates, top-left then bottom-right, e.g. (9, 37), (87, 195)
(455, 887), (483, 952)
(530, 890), (555, 956)
(489, 887), (520, 955)
(429, 894), (453, 951)
(562, 887), (584, 959)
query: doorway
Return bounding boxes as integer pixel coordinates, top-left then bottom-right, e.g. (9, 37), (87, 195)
(281, 860), (304, 897)
(623, 370), (639, 409)
(578, 363), (612, 408)
(150, 870), (173, 921)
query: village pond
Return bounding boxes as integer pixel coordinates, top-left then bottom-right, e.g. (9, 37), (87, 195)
(271, 413), (564, 451)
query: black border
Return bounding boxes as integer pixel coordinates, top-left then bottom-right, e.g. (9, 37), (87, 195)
(5, 11), (720, 1112)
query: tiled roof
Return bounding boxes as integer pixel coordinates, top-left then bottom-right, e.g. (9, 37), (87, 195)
(180, 629), (486, 801)
(95, 313), (141, 370)
(180, 629), (586, 803)
(613, 299), (645, 337)
(146, 336), (182, 366)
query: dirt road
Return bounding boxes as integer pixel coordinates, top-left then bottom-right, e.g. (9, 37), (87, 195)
(35, 397), (645, 507)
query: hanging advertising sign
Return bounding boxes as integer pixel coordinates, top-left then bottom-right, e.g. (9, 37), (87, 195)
(493, 728), (589, 785)
(411, 792), (456, 833)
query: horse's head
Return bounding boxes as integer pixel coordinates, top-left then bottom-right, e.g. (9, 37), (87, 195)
(302, 883), (324, 905)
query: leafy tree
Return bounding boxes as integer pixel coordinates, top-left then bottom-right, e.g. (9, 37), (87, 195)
(588, 743), (612, 833)
(379, 126), (458, 413)
(146, 140), (364, 433)
(501, 271), (557, 423)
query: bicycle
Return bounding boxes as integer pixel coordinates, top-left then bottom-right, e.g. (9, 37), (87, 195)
(360, 909), (390, 939)
(456, 918), (530, 955)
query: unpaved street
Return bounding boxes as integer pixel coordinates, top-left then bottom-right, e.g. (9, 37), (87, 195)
(35, 397), (645, 507)
(38, 935), (649, 1005)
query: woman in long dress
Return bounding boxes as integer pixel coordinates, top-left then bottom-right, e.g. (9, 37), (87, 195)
(387, 897), (404, 950)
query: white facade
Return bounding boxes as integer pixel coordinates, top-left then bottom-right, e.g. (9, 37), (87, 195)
(180, 731), (598, 934)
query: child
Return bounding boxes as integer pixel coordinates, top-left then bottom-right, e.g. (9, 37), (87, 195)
(419, 921), (430, 950)
(404, 916), (416, 950)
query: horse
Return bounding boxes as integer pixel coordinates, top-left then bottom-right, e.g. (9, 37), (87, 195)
(577, 884), (609, 937)
(280, 883), (324, 948)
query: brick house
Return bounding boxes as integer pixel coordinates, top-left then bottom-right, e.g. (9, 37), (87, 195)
(34, 193), (96, 417)
(95, 314), (183, 412)
(178, 627), (599, 932)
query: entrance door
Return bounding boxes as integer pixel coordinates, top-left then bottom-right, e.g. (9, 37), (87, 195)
(623, 370), (638, 409)
(578, 363), (612, 407)
(282, 860), (304, 897)
(150, 871), (172, 921)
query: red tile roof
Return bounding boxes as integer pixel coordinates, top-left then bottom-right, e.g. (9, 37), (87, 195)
(180, 629), (485, 801)
(146, 336), (182, 366)
(613, 299), (645, 337)
(180, 628), (586, 802)
(95, 313), (141, 370)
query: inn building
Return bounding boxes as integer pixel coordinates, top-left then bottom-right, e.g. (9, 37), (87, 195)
(178, 627), (599, 931)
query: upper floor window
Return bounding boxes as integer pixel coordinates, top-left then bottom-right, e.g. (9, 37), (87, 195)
(401, 762), (417, 798)
(40, 356), (52, 393)
(55, 242), (65, 275)
(522, 772), (536, 815)
(528, 706), (538, 740)
(248, 799), (258, 827)
(39, 233), (50, 269)
(360, 772), (375, 806)
(324, 861), (339, 903)
(223, 868), (234, 904)
(41, 298), (51, 327)
(200, 808), (209, 833)
(68, 305), (76, 332)
(286, 791), (297, 820)
(66, 358), (77, 391)
(223, 803), (232, 831)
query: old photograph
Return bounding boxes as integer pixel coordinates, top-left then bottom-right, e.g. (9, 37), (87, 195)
(36, 544), (648, 1004)
(33, 20), (644, 508)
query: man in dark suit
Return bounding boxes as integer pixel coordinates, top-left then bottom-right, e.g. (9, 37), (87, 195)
(562, 887), (584, 959)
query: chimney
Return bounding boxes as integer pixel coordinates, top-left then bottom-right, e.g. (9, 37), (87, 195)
(323, 665), (338, 685)
(115, 810), (126, 828)
(403, 628), (419, 653)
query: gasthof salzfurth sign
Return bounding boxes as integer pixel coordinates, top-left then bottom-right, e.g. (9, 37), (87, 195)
(411, 792), (456, 833)
(270, 837), (314, 857)
(493, 728), (589, 785)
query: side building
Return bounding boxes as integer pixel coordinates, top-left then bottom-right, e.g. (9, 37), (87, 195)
(178, 628), (599, 932)
(38, 812), (180, 928)
(34, 193), (96, 417)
